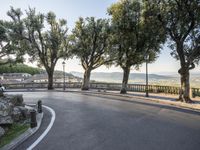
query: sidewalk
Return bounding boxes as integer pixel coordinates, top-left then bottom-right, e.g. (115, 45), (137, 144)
(59, 88), (200, 112)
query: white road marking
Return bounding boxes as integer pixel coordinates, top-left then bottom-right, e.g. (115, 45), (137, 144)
(27, 105), (56, 150)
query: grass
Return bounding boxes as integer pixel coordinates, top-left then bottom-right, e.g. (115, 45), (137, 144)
(0, 123), (29, 148)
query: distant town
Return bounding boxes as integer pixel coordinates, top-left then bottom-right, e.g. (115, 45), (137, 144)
(0, 72), (82, 84)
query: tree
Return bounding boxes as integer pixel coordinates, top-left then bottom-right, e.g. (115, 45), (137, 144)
(108, 0), (165, 94)
(157, 0), (200, 103)
(7, 8), (70, 89)
(0, 20), (24, 66)
(70, 17), (113, 90)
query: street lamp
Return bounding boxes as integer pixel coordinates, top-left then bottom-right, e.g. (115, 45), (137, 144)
(145, 54), (149, 97)
(62, 60), (66, 91)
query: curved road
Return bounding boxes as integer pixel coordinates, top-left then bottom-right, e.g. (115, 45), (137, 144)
(8, 91), (200, 150)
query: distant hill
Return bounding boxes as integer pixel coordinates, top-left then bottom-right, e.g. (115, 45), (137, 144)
(71, 71), (175, 83)
(0, 63), (42, 75)
(39, 69), (75, 77)
(71, 71), (199, 88)
(0, 63), (80, 79)
(71, 71), (200, 87)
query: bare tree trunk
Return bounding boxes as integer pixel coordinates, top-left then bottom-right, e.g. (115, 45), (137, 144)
(120, 66), (130, 94)
(178, 69), (193, 103)
(81, 69), (91, 90)
(47, 71), (54, 90)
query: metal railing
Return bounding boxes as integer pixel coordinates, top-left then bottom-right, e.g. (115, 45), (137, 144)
(3, 82), (200, 97)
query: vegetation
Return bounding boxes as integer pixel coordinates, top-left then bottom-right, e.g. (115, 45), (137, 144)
(0, 63), (41, 75)
(157, 0), (200, 103)
(70, 17), (113, 90)
(0, 123), (29, 148)
(7, 8), (70, 89)
(0, 0), (199, 102)
(108, 0), (166, 93)
(0, 20), (24, 66)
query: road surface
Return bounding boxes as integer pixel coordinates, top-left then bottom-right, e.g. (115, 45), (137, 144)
(7, 91), (200, 150)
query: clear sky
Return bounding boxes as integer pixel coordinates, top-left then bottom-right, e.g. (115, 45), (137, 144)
(0, 0), (199, 75)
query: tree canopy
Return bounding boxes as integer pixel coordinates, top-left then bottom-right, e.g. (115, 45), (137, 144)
(0, 19), (24, 66)
(108, 0), (166, 93)
(7, 7), (70, 89)
(70, 17), (113, 90)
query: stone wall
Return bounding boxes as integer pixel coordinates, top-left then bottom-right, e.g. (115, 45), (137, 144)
(0, 94), (32, 138)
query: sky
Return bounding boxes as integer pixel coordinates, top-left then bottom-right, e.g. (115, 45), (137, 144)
(0, 0), (199, 75)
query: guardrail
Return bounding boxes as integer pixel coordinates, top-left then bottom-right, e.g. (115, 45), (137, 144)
(3, 82), (200, 97)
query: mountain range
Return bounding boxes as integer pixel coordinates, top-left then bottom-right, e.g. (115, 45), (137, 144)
(71, 71), (200, 87)
(71, 71), (176, 83)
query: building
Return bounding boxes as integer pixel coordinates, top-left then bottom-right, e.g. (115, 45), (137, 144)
(2, 73), (32, 83)
(24, 73), (82, 83)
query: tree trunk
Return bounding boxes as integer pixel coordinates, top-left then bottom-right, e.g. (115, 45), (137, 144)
(81, 69), (91, 90)
(47, 71), (54, 90)
(120, 66), (130, 94)
(178, 69), (193, 103)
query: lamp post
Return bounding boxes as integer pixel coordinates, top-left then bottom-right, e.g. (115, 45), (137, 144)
(145, 54), (149, 97)
(62, 60), (66, 91)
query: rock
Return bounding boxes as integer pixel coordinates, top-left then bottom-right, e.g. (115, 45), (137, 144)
(0, 94), (32, 125)
(0, 116), (13, 125)
(0, 100), (13, 125)
(17, 106), (28, 118)
(0, 94), (24, 106)
(12, 106), (33, 122)
(12, 107), (22, 122)
(5, 94), (24, 107)
(0, 100), (13, 116)
(0, 126), (5, 138)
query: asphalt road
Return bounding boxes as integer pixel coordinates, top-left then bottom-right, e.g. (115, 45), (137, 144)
(7, 91), (200, 150)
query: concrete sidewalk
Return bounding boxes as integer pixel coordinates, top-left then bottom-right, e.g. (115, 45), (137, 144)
(58, 88), (200, 112)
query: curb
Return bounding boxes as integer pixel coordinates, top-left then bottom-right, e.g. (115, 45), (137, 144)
(94, 92), (200, 112)
(1, 112), (44, 150)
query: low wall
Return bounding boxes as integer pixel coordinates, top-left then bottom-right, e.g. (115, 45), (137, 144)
(3, 82), (200, 98)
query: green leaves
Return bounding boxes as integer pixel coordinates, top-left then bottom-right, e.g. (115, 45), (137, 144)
(0, 17), (25, 66)
(158, 0), (200, 65)
(7, 7), (70, 89)
(7, 7), (70, 68)
(70, 17), (113, 70)
(108, 0), (165, 69)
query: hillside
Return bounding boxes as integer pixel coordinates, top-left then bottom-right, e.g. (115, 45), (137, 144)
(0, 64), (42, 75)
(71, 71), (200, 88)
(71, 72), (175, 82)
(0, 64), (80, 81)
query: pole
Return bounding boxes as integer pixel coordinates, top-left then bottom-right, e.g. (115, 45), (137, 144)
(37, 100), (42, 113)
(30, 110), (37, 128)
(62, 61), (66, 91)
(146, 54), (149, 97)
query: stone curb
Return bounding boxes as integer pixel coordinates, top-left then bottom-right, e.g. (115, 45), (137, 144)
(96, 92), (200, 112)
(59, 90), (200, 112)
(1, 112), (43, 150)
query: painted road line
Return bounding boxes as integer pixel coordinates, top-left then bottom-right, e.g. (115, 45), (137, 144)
(27, 105), (56, 150)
